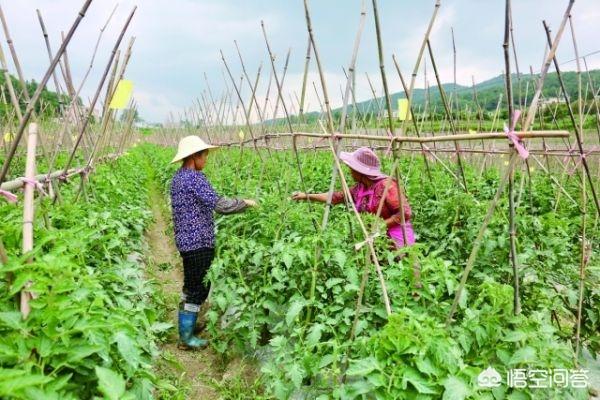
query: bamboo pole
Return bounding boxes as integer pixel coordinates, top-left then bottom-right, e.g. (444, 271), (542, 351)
(220, 50), (262, 157)
(0, 44), (23, 121)
(299, 36), (312, 121)
(261, 20), (316, 228)
(0, 0), (94, 184)
(321, 0), (367, 230)
(509, 2), (523, 110)
(20, 123), (38, 319)
(224, 130), (570, 145)
(401, 0), (441, 135)
(574, 158), (588, 362)
(36, 9), (66, 105)
(427, 39), (469, 191)
(270, 48), (291, 123)
(447, 0), (576, 324)
(446, 153), (519, 325)
(365, 72), (384, 136)
(0, 5), (49, 159)
(391, 55), (436, 182)
(305, 1), (368, 324)
(303, 0), (335, 135)
(371, 0), (394, 136)
(234, 40), (267, 135)
(543, 20), (599, 215)
(60, 6), (136, 177)
(503, 0), (521, 315)
(451, 27), (458, 129)
(582, 57), (600, 143)
(327, 139), (392, 316)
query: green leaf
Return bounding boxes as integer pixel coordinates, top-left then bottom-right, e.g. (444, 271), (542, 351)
(269, 335), (287, 349)
(149, 322), (174, 333)
(458, 287), (469, 309)
(442, 376), (470, 400)
(347, 357), (379, 376)
(0, 371), (52, 395)
(325, 277), (344, 289)
(114, 331), (142, 369)
(95, 366), (126, 400)
(332, 250), (347, 267)
(287, 363), (304, 389)
(282, 253), (293, 269)
(0, 311), (25, 330)
(416, 357), (439, 376)
(306, 323), (324, 347)
(509, 346), (537, 365)
(347, 379), (374, 396)
(502, 331), (527, 342)
(318, 354), (335, 369)
(65, 345), (102, 363)
(285, 299), (305, 325)
(402, 368), (438, 394)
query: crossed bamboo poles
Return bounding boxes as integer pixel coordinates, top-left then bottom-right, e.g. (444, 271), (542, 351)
(169, 0), (598, 370)
(0, 1), (141, 317)
(4, 0), (588, 370)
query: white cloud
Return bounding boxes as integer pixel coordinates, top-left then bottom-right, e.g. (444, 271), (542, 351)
(1, 0), (599, 124)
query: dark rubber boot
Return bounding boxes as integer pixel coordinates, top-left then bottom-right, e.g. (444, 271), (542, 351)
(178, 310), (208, 350)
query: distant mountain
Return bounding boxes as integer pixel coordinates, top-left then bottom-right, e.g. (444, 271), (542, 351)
(341, 70), (600, 115)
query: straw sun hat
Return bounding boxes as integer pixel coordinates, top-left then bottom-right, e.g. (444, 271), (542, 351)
(171, 136), (218, 163)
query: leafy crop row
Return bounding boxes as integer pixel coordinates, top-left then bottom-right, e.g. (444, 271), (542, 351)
(0, 150), (174, 399)
(151, 144), (597, 399)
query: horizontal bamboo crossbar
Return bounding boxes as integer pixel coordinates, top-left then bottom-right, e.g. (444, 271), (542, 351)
(215, 130), (570, 147)
(0, 153), (120, 192)
(225, 144), (600, 158)
(1, 168), (81, 192)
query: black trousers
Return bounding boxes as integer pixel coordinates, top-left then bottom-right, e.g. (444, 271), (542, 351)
(180, 247), (215, 305)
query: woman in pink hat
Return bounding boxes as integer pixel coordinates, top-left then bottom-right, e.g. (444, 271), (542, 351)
(292, 147), (415, 249)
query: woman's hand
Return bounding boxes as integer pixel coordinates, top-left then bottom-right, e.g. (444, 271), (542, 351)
(244, 199), (258, 207)
(291, 192), (307, 201)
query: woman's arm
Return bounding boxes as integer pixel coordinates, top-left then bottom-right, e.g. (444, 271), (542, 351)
(382, 181), (412, 226)
(215, 198), (257, 214)
(292, 192), (345, 204)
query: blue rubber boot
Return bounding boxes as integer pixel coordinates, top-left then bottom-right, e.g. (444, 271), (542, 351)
(178, 309), (208, 350)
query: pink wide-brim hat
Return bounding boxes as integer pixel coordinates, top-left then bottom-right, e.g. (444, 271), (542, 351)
(339, 147), (387, 179)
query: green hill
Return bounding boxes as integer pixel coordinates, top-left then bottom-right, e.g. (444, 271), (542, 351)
(0, 73), (71, 119)
(345, 69), (600, 114)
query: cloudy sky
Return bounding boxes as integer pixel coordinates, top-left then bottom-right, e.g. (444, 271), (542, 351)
(3, 0), (600, 122)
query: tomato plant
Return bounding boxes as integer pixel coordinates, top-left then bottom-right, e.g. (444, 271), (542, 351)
(149, 145), (597, 399)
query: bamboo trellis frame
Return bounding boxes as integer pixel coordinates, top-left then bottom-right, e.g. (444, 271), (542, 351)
(153, 0), (599, 372)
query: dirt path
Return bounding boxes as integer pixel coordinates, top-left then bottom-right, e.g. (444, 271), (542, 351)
(145, 187), (222, 398)
(144, 181), (263, 399)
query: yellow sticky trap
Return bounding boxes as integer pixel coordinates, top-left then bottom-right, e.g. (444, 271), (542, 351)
(529, 167), (535, 173)
(504, 161), (510, 166)
(500, 154), (505, 158)
(109, 80), (134, 109)
(238, 130), (245, 140)
(307, 137), (313, 144)
(468, 129), (477, 134)
(397, 99), (410, 121)
(3, 132), (14, 142)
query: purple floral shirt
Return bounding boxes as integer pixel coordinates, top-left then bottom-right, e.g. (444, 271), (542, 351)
(170, 168), (219, 252)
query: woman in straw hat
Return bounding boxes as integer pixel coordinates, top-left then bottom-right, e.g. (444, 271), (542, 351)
(170, 135), (257, 350)
(292, 147), (415, 249)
